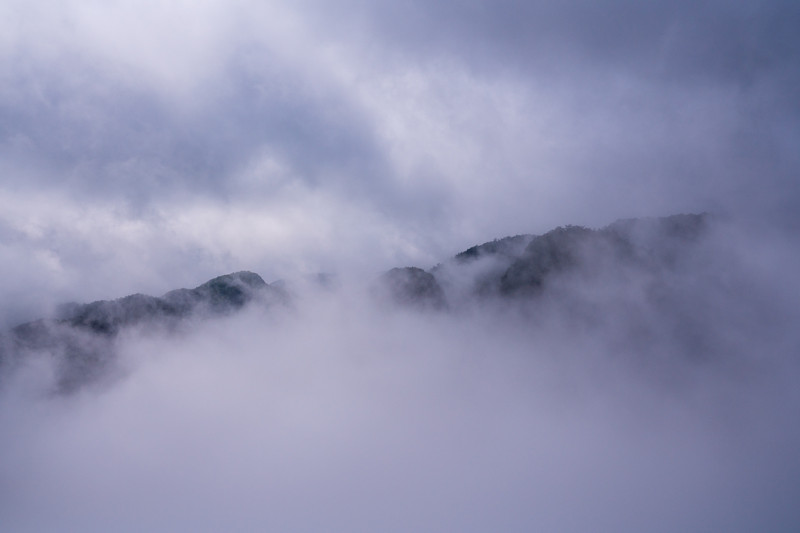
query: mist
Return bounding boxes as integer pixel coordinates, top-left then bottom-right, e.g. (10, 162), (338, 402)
(2, 0), (800, 326)
(2, 0), (799, 530)
(1, 217), (799, 532)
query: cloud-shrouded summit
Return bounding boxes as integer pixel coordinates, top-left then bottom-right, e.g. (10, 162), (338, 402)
(1, 1), (800, 531)
(2, 213), (800, 532)
(1, 0), (799, 325)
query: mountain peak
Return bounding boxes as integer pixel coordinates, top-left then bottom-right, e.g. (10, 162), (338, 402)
(2, 214), (712, 393)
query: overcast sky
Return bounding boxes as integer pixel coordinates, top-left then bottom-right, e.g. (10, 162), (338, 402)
(3, 3), (800, 531)
(1, 0), (799, 319)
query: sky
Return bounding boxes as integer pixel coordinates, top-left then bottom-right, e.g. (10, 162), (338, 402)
(1, 0), (799, 321)
(2, 2), (800, 531)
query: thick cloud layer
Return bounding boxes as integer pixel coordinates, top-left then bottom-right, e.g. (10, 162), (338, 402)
(1, 2), (799, 530)
(2, 218), (800, 532)
(2, 300), (799, 532)
(1, 0), (799, 324)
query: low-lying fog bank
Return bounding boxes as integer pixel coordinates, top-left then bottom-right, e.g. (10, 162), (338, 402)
(1, 215), (799, 532)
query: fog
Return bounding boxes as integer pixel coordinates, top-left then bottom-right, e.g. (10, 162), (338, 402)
(2, 0), (799, 326)
(1, 218), (799, 532)
(2, 0), (799, 530)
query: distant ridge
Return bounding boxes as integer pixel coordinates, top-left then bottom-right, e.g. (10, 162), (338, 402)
(56, 271), (283, 335)
(381, 213), (709, 308)
(0, 214), (710, 392)
(0, 271), (286, 392)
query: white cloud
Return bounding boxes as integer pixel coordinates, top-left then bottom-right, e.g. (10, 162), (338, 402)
(1, 2), (799, 527)
(2, 259), (799, 531)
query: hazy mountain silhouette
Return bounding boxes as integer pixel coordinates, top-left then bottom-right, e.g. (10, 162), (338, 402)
(0, 272), (286, 392)
(386, 213), (708, 308)
(377, 267), (448, 311)
(0, 214), (709, 393)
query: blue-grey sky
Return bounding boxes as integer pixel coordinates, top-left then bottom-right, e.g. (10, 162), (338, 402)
(2, 4), (800, 531)
(1, 0), (798, 319)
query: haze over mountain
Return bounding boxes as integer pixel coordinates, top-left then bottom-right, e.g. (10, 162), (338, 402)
(2, 0), (799, 331)
(2, 1), (799, 531)
(1, 212), (799, 532)
(0, 271), (288, 392)
(1, 213), (710, 392)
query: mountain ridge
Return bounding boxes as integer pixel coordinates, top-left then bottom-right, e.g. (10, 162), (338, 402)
(0, 271), (287, 392)
(0, 213), (710, 392)
(386, 212), (709, 308)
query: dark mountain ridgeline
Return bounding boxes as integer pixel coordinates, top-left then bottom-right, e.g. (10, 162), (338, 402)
(499, 225), (597, 296)
(161, 270), (276, 317)
(0, 214), (710, 393)
(0, 271), (286, 392)
(499, 214), (707, 297)
(383, 213), (709, 307)
(453, 234), (534, 264)
(373, 213), (718, 368)
(54, 270), (283, 336)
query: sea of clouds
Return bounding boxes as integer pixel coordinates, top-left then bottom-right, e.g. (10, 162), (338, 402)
(1, 219), (799, 532)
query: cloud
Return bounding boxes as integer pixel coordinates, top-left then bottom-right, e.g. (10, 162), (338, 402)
(0, 3), (798, 527)
(0, 0), (795, 368)
(2, 222), (800, 532)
